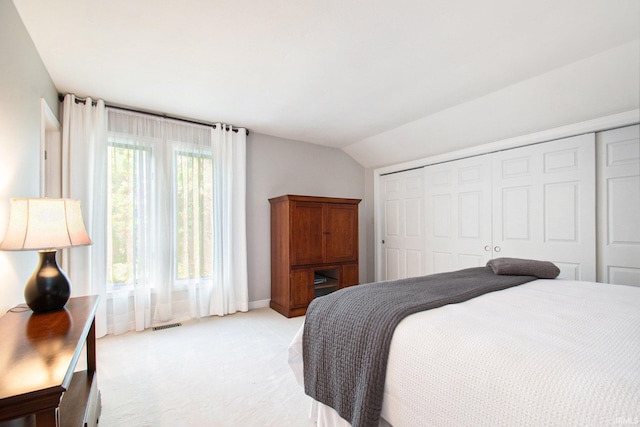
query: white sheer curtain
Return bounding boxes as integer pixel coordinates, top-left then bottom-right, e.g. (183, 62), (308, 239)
(106, 110), (160, 333)
(106, 108), (248, 333)
(210, 124), (249, 315)
(60, 97), (248, 335)
(60, 94), (108, 337)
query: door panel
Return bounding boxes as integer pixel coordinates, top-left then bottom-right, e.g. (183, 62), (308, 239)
(545, 182), (578, 242)
(432, 251), (452, 273)
(406, 250), (423, 278)
(458, 253), (485, 270)
(380, 134), (598, 281)
(500, 186), (531, 241)
(597, 125), (640, 286)
(425, 154), (493, 274)
(492, 133), (596, 281)
(554, 262), (581, 281)
(379, 170), (425, 280)
(385, 248), (401, 281)
(432, 194), (452, 238)
(459, 191), (481, 238)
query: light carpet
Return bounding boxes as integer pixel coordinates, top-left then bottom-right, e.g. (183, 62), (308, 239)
(96, 308), (314, 426)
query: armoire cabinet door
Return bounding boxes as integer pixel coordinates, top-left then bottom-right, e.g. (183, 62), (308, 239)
(290, 269), (314, 309)
(291, 201), (325, 266)
(340, 263), (359, 288)
(291, 201), (358, 266)
(325, 203), (359, 263)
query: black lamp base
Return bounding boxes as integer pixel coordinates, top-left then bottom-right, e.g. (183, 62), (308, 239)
(25, 250), (71, 313)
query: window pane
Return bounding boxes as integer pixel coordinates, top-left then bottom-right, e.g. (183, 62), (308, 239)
(107, 143), (149, 288)
(176, 151), (213, 280)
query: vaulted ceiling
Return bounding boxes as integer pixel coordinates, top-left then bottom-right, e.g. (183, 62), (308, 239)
(13, 0), (640, 167)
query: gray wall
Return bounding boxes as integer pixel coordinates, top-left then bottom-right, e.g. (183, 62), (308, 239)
(246, 133), (365, 304)
(0, 0), (60, 312)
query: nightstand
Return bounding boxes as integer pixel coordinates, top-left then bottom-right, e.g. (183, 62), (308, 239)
(0, 296), (101, 426)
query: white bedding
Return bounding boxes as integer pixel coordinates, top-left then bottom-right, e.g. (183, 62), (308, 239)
(288, 279), (640, 426)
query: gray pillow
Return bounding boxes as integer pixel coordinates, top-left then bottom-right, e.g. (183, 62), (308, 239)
(486, 257), (560, 279)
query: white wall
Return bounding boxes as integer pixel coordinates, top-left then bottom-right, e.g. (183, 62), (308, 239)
(0, 0), (60, 313)
(345, 40), (640, 169)
(246, 133), (365, 305)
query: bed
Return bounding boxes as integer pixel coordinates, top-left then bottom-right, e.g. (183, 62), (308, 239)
(288, 262), (640, 427)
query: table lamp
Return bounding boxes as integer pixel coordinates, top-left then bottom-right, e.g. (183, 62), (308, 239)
(0, 198), (92, 313)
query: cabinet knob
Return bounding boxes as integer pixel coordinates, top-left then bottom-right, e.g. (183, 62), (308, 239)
(382, 240), (385, 244)
(484, 245), (491, 252)
(494, 246), (501, 252)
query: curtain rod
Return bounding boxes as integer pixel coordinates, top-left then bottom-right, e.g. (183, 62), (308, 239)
(58, 94), (250, 135)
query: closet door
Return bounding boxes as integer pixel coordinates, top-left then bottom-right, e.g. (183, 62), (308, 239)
(424, 154), (493, 274)
(597, 125), (640, 286)
(379, 169), (424, 280)
(492, 133), (596, 281)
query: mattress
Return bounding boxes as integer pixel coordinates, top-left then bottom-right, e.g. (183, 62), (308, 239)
(288, 279), (640, 426)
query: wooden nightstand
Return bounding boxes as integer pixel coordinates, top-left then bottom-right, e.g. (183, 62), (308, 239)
(0, 296), (101, 426)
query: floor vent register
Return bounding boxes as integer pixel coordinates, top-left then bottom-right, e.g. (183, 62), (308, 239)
(152, 323), (182, 331)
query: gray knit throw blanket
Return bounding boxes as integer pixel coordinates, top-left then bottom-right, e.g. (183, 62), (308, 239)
(303, 267), (537, 427)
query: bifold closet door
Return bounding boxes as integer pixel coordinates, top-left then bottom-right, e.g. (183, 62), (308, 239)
(596, 125), (640, 286)
(492, 133), (596, 281)
(424, 154), (493, 274)
(379, 169), (425, 280)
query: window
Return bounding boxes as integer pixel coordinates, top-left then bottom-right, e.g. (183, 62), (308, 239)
(103, 107), (247, 326)
(107, 142), (150, 289)
(106, 124), (214, 292)
(175, 150), (213, 281)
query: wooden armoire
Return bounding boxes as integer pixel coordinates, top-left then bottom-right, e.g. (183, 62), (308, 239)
(269, 195), (361, 317)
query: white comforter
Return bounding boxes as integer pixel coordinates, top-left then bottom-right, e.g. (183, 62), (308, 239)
(288, 279), (640, 426)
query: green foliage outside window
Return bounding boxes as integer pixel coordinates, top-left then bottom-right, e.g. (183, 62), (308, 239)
(107, 141), (214, 289)
(175, 151), (213, 280)
(107, 143), (147, 286)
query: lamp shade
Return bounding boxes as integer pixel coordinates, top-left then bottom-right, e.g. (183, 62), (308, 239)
(0, 198), (92, 251)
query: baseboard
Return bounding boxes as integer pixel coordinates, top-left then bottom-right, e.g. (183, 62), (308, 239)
(249, 299), (270, 310)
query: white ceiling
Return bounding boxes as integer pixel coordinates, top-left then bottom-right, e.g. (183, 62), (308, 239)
(13, 0), (640, 166)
